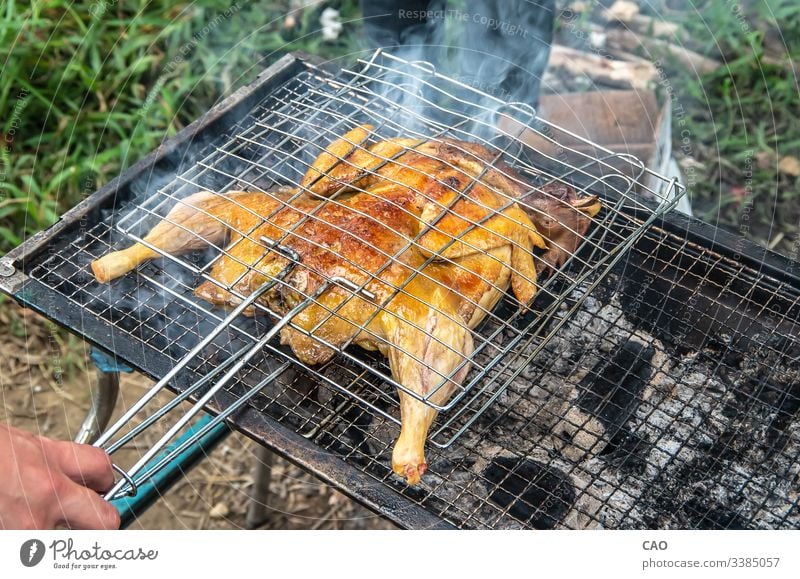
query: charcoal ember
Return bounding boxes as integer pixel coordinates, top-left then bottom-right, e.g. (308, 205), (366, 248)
(310, 270), (800, 530)
(483, 457), (575, 529)
(735, 332), (800, 456)
(562, 339), (654, 459)
(599, 429), (649, 472)
(452, 275), (794, 528)
(330, 394), (375, 456)
(562, 491), (605, 529)
(553, 407), (607, 462)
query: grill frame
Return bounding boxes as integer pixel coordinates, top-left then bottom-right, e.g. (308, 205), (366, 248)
(3, 51), (800, 530)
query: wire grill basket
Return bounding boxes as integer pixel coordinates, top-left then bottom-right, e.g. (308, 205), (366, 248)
(32, 50), (684, 499)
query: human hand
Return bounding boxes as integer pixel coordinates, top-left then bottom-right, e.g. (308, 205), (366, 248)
(0, 423), (120, 530)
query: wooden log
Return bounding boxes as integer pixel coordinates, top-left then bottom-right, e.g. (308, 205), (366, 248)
(605, 28), (720, 75)
(548, 44), (658, 90)
(602, 1), (682, 39)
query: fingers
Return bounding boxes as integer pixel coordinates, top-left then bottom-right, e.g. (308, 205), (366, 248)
(46, 440), (115, 493)
(0, 425), (120, 530)
(54, 480), (121, 530)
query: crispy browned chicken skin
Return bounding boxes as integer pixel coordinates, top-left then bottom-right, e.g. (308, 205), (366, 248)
(92, 126), (600, 484)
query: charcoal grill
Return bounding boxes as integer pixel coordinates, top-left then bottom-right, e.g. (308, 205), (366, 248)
(2, 50), (799, 529)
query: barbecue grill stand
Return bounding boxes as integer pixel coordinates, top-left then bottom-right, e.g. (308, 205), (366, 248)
(2, 50), (798, 529)
(246, 446), (277, 529)
(84, 47), (683, 510)
(74, 352), (121, 445)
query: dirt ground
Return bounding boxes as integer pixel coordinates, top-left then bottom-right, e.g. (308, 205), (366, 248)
(0, 301), (394, 530)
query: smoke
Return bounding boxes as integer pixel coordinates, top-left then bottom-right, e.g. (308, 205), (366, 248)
(73, 2), (559, 364)
(358, 0), (555, 138)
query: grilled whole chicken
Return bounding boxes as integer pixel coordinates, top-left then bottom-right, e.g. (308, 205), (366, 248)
(92, 126), (601, 484)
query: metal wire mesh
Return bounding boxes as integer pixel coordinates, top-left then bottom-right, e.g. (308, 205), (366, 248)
(91, 50), (681, 450)
(24, 51), (800, 528)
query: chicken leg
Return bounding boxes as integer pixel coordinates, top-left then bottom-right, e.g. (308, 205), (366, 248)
(91, 190), (280, 283)
(380, 280), (473, 484)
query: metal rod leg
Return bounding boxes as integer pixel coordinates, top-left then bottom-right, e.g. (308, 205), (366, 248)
(75, 369), (120, 444)
(246, 446), (276, 529)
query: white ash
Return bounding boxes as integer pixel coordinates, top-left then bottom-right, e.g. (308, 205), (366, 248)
(322, 274), (800, 529)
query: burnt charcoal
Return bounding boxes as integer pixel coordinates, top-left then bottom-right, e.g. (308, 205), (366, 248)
(683, 497), (750, 530)
(773, 377), (800, 422)
(717, 366), (738, 390)
(272, 366), (312, 400)
(763, 429), (792, 458)
(262, 400), (306, 430)
(314, 430), (358, 458)
(763, 381), (800, 456)
(698, 339), (748, 374)
(484, 457), (575, 529)
(634, 479), (743, 530)
(728, 333), (800, 458)
(344, 416), (375, 456)
(719, 399), (741, 419)
(199, 339), (240, 367)
(313, 419), (374, 470)
(244, 364), (324, 419)
(510, 307), (540, 332)
(520, 359), (544, 381)
(491, 296), (520, 324)
(694, 431), (746, 472)
(333, 394), (375, 456)
(576, 339), (654, 439)
(394, 478), (429, 503)
(617, 274), (670, 326)
(750, 375), (790, 408)
(431, 456), (476, 474)
(529, 272), (573, 315)
(599, 429), (649, 473)
(721, 348), (744, 367)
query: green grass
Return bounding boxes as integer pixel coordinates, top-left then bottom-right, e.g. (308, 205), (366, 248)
(659, 0), (800, 253)
(0, 0), (363, 252)
(681, 47), (800, 247)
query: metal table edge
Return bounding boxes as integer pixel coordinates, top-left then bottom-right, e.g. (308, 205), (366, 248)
(210, 390), (456, 530)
